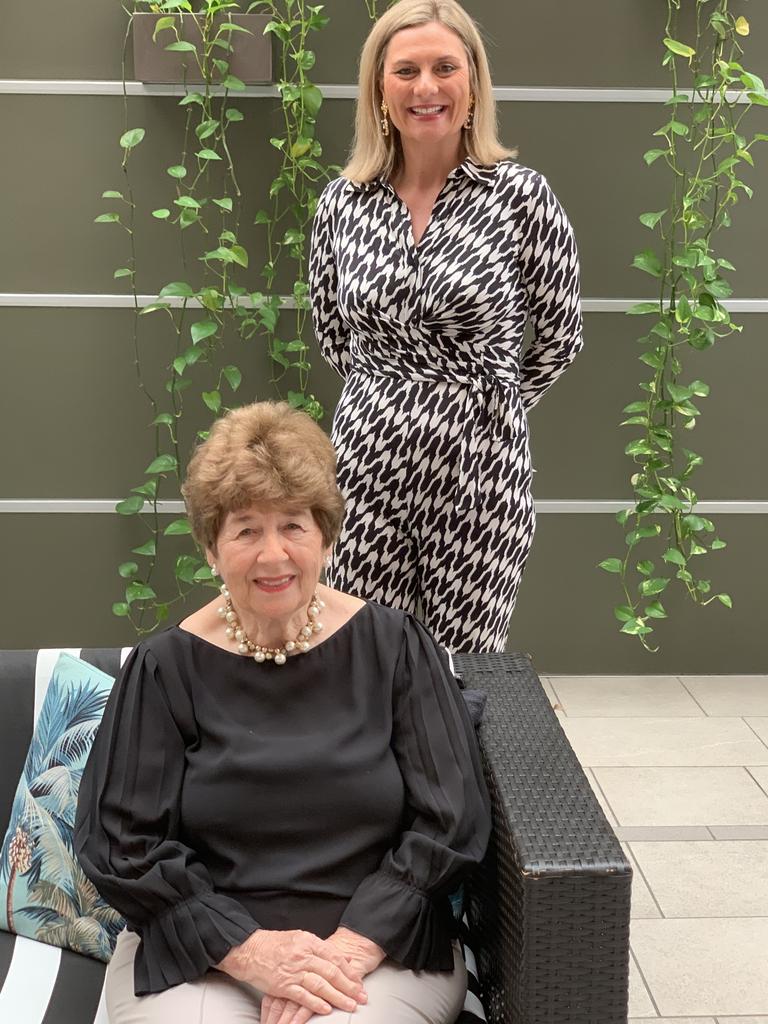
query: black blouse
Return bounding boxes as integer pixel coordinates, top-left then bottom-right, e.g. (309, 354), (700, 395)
(74, 602), (491, 996)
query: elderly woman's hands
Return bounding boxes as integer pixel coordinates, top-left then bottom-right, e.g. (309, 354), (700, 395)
(217, 928), (367, 1016)
(259, 927), (386, 1024)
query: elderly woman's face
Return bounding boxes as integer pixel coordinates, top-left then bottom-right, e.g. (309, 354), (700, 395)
(380, 21), (471, 149)
(210, 504), (329, 622)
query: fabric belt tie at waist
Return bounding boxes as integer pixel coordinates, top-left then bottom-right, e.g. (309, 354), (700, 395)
(456, 377), (515, 512)
(349, 368), (517, 512)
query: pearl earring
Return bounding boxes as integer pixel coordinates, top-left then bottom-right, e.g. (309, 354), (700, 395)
(211, 564), (218, 576)
(380, 100), (390, 137)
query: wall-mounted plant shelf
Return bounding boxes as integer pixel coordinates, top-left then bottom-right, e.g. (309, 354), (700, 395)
(132, 13), (272, 84)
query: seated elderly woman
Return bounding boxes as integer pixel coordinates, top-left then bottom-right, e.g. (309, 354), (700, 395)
(75, 401), (490, 1024)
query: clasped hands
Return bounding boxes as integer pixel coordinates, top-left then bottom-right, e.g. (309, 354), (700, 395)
(218, 925), (386, 1024)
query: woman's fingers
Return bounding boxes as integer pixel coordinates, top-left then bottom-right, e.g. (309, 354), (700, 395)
(313, 940), (364, 984)
(262, 996), (284, 1024)
(307, 954), (366, 998)
(276, 1001), (314, 1024)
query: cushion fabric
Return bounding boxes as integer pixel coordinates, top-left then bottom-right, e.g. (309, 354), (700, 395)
(0, 653), (124, 961)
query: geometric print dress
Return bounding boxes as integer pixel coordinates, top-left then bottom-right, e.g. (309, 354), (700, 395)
(309, 158), (583, 653)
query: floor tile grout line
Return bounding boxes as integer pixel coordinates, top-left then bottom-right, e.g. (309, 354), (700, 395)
(746, 765), (768, 799)
(544, 676), (568, 717)
(623, 842), (666, 919)
(581, 764), (768, 770)
(676, 675), (711, 716)
(743, 717), (768, 752)
(629, 946), (662, 1018)
(583, 767), (620, 826)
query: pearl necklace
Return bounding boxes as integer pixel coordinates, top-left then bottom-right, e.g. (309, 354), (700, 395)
(216, 584), (325, 665)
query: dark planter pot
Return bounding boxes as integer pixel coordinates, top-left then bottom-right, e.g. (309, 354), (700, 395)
(132, 12), (272, 84)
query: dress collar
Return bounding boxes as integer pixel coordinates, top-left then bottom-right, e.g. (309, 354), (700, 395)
(345, 158), (499, 194)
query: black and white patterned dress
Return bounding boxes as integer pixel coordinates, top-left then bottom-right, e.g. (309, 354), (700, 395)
(309, 158), (583, 653)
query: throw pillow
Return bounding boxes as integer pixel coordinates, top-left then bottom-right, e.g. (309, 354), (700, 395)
(0, 652), (124, 961)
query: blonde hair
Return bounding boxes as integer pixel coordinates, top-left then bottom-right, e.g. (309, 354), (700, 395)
(343, 0), (516, 184)
(182, 402), (345, 551)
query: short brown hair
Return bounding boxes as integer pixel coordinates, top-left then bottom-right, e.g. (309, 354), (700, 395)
(182, 402), (345, 551)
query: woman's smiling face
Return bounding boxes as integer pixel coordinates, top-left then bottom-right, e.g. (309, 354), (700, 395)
(380, 21), (472, 150)
(210, 504), (329, 627)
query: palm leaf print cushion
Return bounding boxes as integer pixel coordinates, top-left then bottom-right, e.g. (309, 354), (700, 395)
(0, 653), (124, 961)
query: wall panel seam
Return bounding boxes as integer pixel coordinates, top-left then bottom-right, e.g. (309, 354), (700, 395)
(0, 81), (753, 103)
(1, 500), (766, 514)
(2, 295), (768, 312)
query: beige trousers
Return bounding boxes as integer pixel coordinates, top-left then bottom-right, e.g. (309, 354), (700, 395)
(106, 929), (468, 1024)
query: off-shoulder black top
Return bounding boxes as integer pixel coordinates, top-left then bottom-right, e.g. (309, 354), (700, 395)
(74, 601), (491, 996)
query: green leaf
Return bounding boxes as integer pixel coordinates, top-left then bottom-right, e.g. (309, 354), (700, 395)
(711, 538), (727, 550)
(645, 600), (667, 619)
(152, 208), (171, 219)
(222, 74), (246, 91)
(203, 390), (222, 413)
(159, 281), (195, 298)
(175, 195), (202, 209)
(120, 128), (146, 149)
(152, 15), (176, 40)
(230, 245), (249, 268)
(173, 356), (187, 376)
(132, 539), (157, 557)
(689, 380), (710, 397)
(118, 561), (139, 578)
(625, 439), (655, 457)
(113, 267), (132, 278)
(639, 577), (669, 596)
(191, 319), (218, 344)
(223, 365), (242, 391)
(643, 149), (666, 166)
(145, 453), (178, 474)
(196, 118), (219, 140)
(662, 548), (686, 566)
(197, 148), (222, 161)
(102, 190), (124, 200)
(301, 83), (323, 117)
(637, 560), (654, 576)
(615, 508), (631, 526)
(621, 618), (653, 636)
(164, 518), (192, 535)
(717, 594), (733, 608)
(213, 196), (233, 212)
(179, 91), (204, 106)
(112, 602), (130, 617)
(632, 249), (663, 277)
(225, 107), (244, 122)
(599, 558), (623, 574)
(664, 37), (696, 59)
(253, 209), (270, 225)
(116, 495), (145, 515)
(94, 212), (120, 223)
(126, 582), (157, 602)
(167, 164), (187, 178)
(639, 210), (666, 229)
(165, 40), (197, 52)
(614, 604), (634, 623)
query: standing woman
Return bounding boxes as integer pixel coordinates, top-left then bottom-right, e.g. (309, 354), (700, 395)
(309, 0), (583, 653)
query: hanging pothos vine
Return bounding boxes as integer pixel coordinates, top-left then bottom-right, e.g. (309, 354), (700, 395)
(98, 0), (336, 633)
(600, 0), (767, 650)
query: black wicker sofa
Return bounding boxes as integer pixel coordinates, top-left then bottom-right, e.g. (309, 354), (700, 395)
(0, 647), (631, 1024)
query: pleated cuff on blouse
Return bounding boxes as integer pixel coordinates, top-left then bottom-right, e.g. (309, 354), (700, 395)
(133, 890), (259, 995)
(340, 871), (456, 972)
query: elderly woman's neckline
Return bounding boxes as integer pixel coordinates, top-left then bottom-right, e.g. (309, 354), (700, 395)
(177, 591), (369, 664)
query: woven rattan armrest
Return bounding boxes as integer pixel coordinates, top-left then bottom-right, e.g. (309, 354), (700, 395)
(454, 652), (632, 1024)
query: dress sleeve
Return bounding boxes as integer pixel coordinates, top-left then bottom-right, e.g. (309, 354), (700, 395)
(339, 616), (491, 971)
(74, 644), (259, 995)
(309, 180), (352, 379)
(517, 172), (584, 411)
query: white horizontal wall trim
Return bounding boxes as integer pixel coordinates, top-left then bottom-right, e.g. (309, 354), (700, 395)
(1, 500), (766, 515)
(0, 81), (752, 104)
(2, 294), (768, 313)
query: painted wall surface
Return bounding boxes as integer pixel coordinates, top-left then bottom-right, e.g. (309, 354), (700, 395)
(1, 1), (766, 669)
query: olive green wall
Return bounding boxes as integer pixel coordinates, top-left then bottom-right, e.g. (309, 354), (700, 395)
(1, 1), (766, 670)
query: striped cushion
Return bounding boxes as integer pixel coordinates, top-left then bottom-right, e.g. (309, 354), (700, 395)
(0, 649), (487, 1024)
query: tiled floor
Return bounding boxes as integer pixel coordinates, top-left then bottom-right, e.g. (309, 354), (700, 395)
(540, 673), (768, 1022)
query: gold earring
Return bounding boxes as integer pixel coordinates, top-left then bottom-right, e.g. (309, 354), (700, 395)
(463, 96), (475, 130)
(380, 100), (390, 137)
